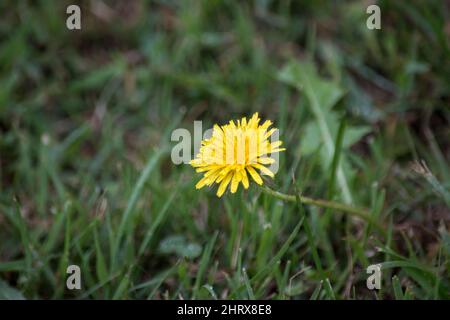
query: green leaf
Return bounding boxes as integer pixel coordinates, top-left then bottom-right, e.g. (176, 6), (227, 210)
(343, 126), (371, 148)
(279, 61), (344, 111)
(279, 60), (357, 203)
(300, 114), (370, 155)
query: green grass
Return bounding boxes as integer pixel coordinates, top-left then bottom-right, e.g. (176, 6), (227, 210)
(0, 0), (449, 300)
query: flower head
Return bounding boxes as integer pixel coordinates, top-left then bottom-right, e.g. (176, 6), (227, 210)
(190, 113), (285, 197)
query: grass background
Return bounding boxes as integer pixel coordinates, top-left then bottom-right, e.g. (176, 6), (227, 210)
(0, 0), (449, 299)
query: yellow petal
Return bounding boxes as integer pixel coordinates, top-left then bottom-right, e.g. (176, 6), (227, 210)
(269, 148), (285, 153)
(252, 163), (274, 177)
(264, 128), (276, 139)
(216, 167), (232, 183)
(196, 165), (220, 173)
(230, 171), (241, 193)
(249, 113), (259, 128)
(270, 140), (283, 149)
(205, 170), (222, 186)
(246, 166), (263, 185)
(217, 172), (233, 197)
(257, 157), (275, 165)
(195, 175), (210, 189)
(260, 120), (272, 130)
(204, 167), (221, 177)
(241, 169), (249, 189)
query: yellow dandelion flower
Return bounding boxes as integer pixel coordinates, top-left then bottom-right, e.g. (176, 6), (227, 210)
(190, 113), (285, 197)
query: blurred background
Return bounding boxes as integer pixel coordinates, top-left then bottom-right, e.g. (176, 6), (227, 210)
(0, 0), (449, 299)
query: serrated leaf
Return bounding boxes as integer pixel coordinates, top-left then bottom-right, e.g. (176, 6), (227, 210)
(279, 61), (344, 111)
(280, 61), (366, 203)
(300, 114), (370, 156)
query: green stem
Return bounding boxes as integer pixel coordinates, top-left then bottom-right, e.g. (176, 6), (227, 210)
(260, 185), (385, 235)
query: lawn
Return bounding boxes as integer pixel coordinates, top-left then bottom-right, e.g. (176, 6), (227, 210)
(0, 0), (449, 300)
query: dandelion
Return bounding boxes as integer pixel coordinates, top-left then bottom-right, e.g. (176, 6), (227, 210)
(187, 113), (382, 232)
(190, 113), (285, 197)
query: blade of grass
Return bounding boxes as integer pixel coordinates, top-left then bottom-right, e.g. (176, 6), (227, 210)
(242, 268), (255, 299)
(294, 183), (325, 280)
(138, 183), (180, 256)
(323, 278), (336, 300)
(392, 275), (404, 300)
(247, 217), (304, 287)
(112, 147), (169, 269)
(192, 231), (218, 299)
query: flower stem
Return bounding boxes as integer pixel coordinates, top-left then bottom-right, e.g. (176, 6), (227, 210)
(260, 185), (385, 234)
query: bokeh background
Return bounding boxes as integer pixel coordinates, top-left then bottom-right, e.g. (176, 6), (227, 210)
(0, 0), (449, 299)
